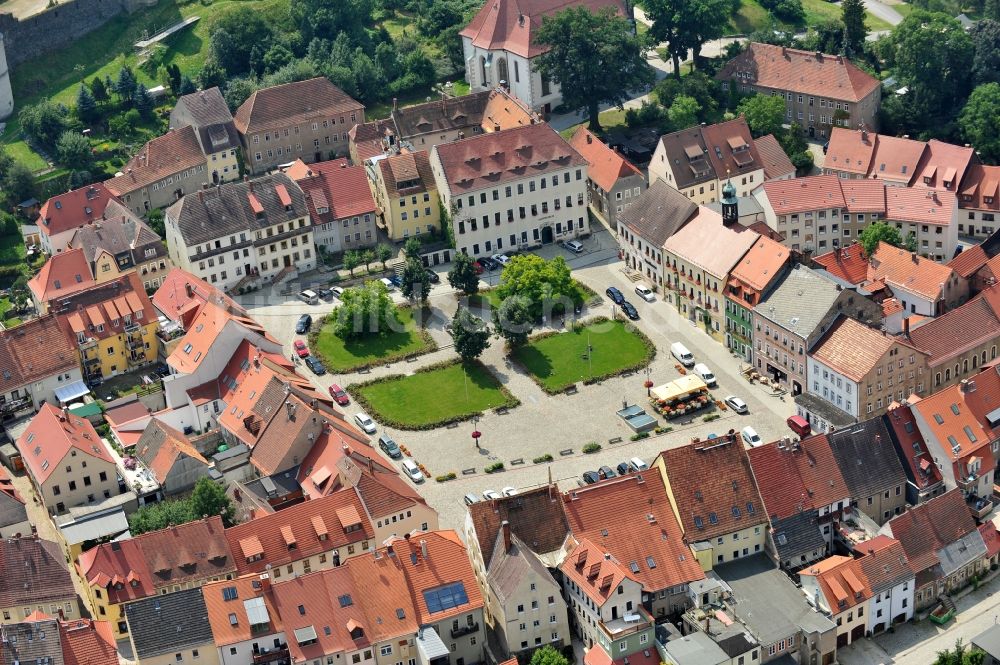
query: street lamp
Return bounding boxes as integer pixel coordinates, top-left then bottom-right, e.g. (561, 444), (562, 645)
(471, 415), (482, 449)
(643, 367), (654, 396)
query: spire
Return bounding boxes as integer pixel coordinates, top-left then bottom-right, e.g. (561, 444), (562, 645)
(722, 175), (738, 226)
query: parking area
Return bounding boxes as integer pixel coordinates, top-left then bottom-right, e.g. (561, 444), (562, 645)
(238, 228), (796, 531)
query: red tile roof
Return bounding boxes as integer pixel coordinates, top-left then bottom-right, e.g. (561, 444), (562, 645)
(718, 43), (880, 103)
(0, 314), (78, 393)
(867, 135), (928, 183)
(385, 530), (483, 624)
(754, 133), (795, 180)
(59, 619), (118, 665)
(38, 184), (117, 239)
(167, 301), (271, 375)
(824, 128), (877, 177)
(203, 575), (282, 647)
(28, 248), (96, 305)
(884, 488), (978, 576)
(948, 245), (989, 279)
(810, 317), (917, 382)
(570, 128), (643, 193)
(885, 187), (956, 226)
(285, 158), (377, 224)
(460, 0), (627, 59)
(658, 436), (768, 541)
(841, 179), (887, 213)
(884, 403), (943, 492)
(908, 283), (1000, 364)
(763, 174), (846, 216)
(17, 404), (114, 485)
(434, 123), (587, 192)
(584, 643), (658, 665)
(560, 538), (636, 604)
(813, 242), (869, 284)
(747, 434), (850, 520)
(562, 473), (704, 593)
(52, 272), (156, 346)
(0, 537), (76, 609)
(225, 492), (374, 575)
(980, 523), (1000, 559)
(468, 484), (572, 566)
(869, 242), (958, 300)
(959, 163), (1000, 212)
(856, 537), (912, 594)
(800, 555), (871, 611)
(377, 151), (436, 198)
(728, 235), (790, 292)
(152, 267), (244, 326)
(105, 126), (206, 195)
(134, 419), (209, 484)
(912, 140), (975, 192)
(234, 78), (363, 135)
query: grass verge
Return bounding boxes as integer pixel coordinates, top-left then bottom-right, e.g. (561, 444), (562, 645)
(309, 306), (436, 373)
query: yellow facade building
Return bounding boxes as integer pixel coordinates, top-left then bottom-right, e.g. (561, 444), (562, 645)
(366, 150), (442, 241)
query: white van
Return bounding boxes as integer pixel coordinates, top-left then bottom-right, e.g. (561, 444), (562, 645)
(629, 457), (648, 471)
(671, 342), (695, 367)
(298, 289), (319, 305)
(693, 363), (717, 387)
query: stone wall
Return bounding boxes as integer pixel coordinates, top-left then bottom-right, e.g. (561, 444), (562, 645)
(0, 0), (157, 68)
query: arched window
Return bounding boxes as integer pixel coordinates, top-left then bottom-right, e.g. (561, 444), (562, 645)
(479, 56), (488, 85)
(963, 359), (968, 373)
(497, 57), (509, 84)
(983, 351), (988, 364)
(993, 345), (997, 360)
(973, 354), (978, 369)
(935, 373), (941, 387)
(945, 369), (951, 381)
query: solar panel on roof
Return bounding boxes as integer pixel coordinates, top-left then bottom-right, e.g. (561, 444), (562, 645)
(423, 582), (468, 614)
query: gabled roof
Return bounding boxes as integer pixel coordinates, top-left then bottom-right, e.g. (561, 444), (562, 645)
(387, 530), (483, 624)
(885, 187), (956, 226)
(468, 484), (571, 566)
(124, 588), (213, 658)
(883, 488), (981, 576)
(233, 78), (363, 134)
(167, 301), (272, 374)
(0, 466), (28, 531)
(869, 242), (958, 300)
(800, 555), (871, 612)
(717, 43), (880, 102)
(841, 179), (887, 213)
(810, 317), (915, 382)
(481, 87), (540, 131)
(856, 537), (913, 594)
(908, 283), (1000, 364)
(570, 127), (643, 193)
(459, 0), (627, 59)
(827, 417), (907, 501)
(28, 248), (96, 304)
(560, 538), (636, 605)
(17, 404), (114, 484)
(655, 118), (762, 190)
(172, 87), (234, 127)
(224, 492), (374, 575)
(65, 204), (166, 267)
(0, 314), (79, 392)
(813, 242), (870, 285)
(52, 272), (157, 345)
(658, 435), (768, 542)
(617, 180), (698, 247)
(0, 537), (76, 608)
(105, 126), (206, 195)
(38, 184), (117, 238)
(59, 619), (118, 665)
(824, 128), (877, 177)
(434, 123), (587, 192)
(912, 139), (975, 192)
(377, 151), (436, 198)
(392, 91), (491, 138)
(753, 264), (853, 340)
(754, 133), (795, 180)
(562, 472), (704, 593)
(663, 207), (758, 278)
(203, 575), (281, 647)
(728, 235), (790, 293)
(770, 511), (827, 564)
(909, 365), (1000, 466)
(349, 118), (396, 163)
(868, 135), (927, 183)
(762, 174), (846, 216)
(285, 158), (376, 224)
(134, 419), (209, 484)
(487, 530), (559, 604)
(947, 245), (990, 279)
(959, 163), (1000, 212)
(747, 434), (850, 520)
(883, 403), (943, 492)
(151, 267), (244, 326)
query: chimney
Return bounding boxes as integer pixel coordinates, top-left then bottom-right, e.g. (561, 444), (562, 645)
(198, 190), (204, 202)
(285, 402), (296, 420)
(367, 456), (374, 476)
(501, 520), (511, 552)
(961, 379), (969, 393)
(586, 133), (593, 145)
(903, 317), (910, 337)
(420, 539), (428, 560)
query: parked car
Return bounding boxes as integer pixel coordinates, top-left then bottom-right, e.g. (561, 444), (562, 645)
(304, 356), (326, 375)
(380, 277), (397, 291)
(378, 433), (402, 459)
(492, 253), (510, 266)
(425, 270), (440, 284)
(629, 457), (648, 471)
(787, 415), (812, 437)
(501, 486), (517, 497)
(480, 257), (500, 271)
(387, 275), (402, 288)
(692, 363), (717, 387)
(298, 289), (319, 305)
(598, 465), (617, 480)
(482, 489), (502, 500)
(293, 340), (309, 358)
(328, 384), (350, 406)
(606, 286), (625, 305)
(295, 314), (312, 334)
(621, 301), (640, 320)
(741, 426), (763, 448)
(473, 261), (485, 275)
(616, 461), (632, 476)
(463, 493), (479, 506)
(401, 459), (424, 483)
(582, 471), (600, 484)
(724, 395), (748, 414)
(354, 412), (377, 434)
(331, 286), (344, 299)
(564, 239), (584, 253)
(635, 285), (655, 302)
(317, 287), (334, 300)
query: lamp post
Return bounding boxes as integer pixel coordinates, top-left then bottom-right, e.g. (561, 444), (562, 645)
(472, 415), (482, 449)
(643, 366), (654, 396)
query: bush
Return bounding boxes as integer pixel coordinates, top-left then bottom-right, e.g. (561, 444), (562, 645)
(582, 442), (602, 454)
(435, 472), (457, 482)
(630, 432), (650, 441)
(654, 426), (673, 434)
(485, 461), (505, 473)
(703, 414), (721, 422)
(532, 453), (554, 464)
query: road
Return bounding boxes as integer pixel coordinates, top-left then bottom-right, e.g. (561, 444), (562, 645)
(236, 227), (796, 533)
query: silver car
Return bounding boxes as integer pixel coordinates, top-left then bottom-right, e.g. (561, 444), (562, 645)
(401, 459), (424, 483)
(724, 395), (749, 414)
(354, 412), (377, 434)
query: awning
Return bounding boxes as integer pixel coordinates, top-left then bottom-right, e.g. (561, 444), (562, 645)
(293, 625), (318, 645)
(416, 627), (449, 661)
(55, 381), (90, 403)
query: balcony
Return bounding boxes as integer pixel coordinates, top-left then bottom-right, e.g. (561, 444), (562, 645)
(598, 608), (652, 641)
(252, 647), (289, 665)
(124, 321), (140, 333)
(967, 494), (993, 520)
(451, 622), (479, 639)
(79, 337), (98, 350)
(0, 395), (32, 415)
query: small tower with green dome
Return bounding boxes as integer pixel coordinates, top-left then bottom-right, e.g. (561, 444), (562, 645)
(721, 179), (738, 226)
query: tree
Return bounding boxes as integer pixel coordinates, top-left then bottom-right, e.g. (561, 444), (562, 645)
(971, 20), (1000, 85)
(361, 248), (376, 271)
(224, 77), (260, 112)
(737, 94), (786, 138)
(333, 281), (395, 337)
(343, 249), (361, 276)
(667, 95), (700, 131)
(960, 83), (1000, 163)
(189, 477), (236, 526)
(882, 11), (974, 126)
(75, 84), (99, 124)
(114, 65), (137, 104)
(375, 243), (393, 269)
(449, 307), (491, 362)
(146, 209), (165, 237)
(493, 295), (533, 348)
(533, 7), (653, 130)
(128, 498), (195, 535)
(529, 646), (569, 665)
(495, 255), (579, 320)
(645, 0), (732, 77)
(841, 0), (868, 55)
(18, 102), (65, 149)
(179, 75), (197, 96)
(108, 109), (140, 140)
(859, 222), (904, 256)
(56, 132), (94, 171)
(2, 163), (37, 205)
(89, 76), (109, 104)
(933, 640), (986, 665)
(134, 83), (153, 118)
(401, 257), (430, 303)
(198, 59), (228, 92)
(448, 252), (480, 296)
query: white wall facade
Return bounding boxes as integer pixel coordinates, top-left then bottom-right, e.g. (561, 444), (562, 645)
(218, 632), (288, 665)
(866, 579), (913, 633)
(461, 39), (561, 111)
(808, 358), (860, 420)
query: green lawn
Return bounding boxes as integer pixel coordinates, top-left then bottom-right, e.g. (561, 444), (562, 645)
(726, 0), (901, 34)
(311, 307), (436, 372)
(0, 234), (26, 266)
(351, 361), (518, 429)
(513, 319), (654, 393)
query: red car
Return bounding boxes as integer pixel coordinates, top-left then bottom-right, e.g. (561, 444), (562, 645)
(329, 383), (350, 406)
(293, 340), (309, 358)
(473, 260), (485, 275)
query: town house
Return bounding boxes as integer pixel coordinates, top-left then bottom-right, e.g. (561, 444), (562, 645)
(37, 183), (118, 254)
(570, 128), (645, 227)
(724, 234), (790, 361)
(883, 402), (947, 505)
(169, 86), (242, 185)
(856, 536), (915, 633)
(616, 180), (698, 290)
(0, 537), (81, 624)
(365, 151), (441, 242)
(284, 158), (378, 253)
(827, 418), (908, 525)
(0, 314), (82, 418)
(799, 555), (872, 647)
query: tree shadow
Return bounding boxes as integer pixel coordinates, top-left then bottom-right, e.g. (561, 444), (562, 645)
(511, 346), (554, 379)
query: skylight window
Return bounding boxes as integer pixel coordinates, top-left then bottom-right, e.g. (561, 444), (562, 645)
(222, 587), (238, 601)
(646, 556), (656, 569)
(746, 502), (755, 515)
(732, 506), (742, 518)
(694, 516), (704, 529)
(964, 425), (977, 443)
(423, 583), (469, 614)
(338, 595), (353, 608)
(630, 561), (640, 573)
(708, 512), (718, 525)
(951, 404), (961, 415)
(183, 343), (193, 354)
(933, 414), (944, 424)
